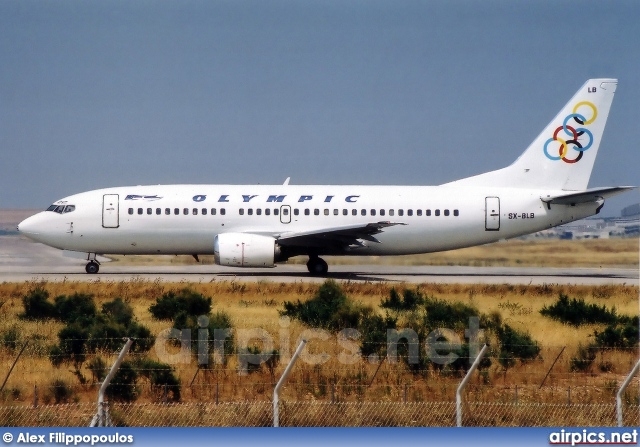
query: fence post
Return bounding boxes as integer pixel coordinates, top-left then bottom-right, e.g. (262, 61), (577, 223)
(273, 339), (306, 428)
(456, 344), (488, 427)
(0, 340), (29, 393)
(617, 358), (640, 427)
(90, 338), (134, 427)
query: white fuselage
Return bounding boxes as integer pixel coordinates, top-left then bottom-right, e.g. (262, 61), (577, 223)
(18, 184), (599, 257)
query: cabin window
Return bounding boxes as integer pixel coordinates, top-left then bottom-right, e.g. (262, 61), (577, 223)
(426, 209), (431, 216)
(156, 208), (161, 215)
(257, 209), (262, 216)
(417, 210), (422, 216)
(248, 209), (253, 216)
(314, 209), (320, 216)
(435, 209), (441, 216)
(202, 208), (207, 215)
(454, 209), (459, 216)
(370, 209), (376, 216)
(398, 209), (404, 217)
(221, 209), (226, 215)
(193, 208), (198, 215)
(239, 209), (244, 215)
(352, 209), (357, 216)
(389, 209), (395, 216)
(324, 209), (329, 216)
(138, 208), (143, 215)
(174, 208), (179, 215)
(265, 209), (271, 216)
(128, 208), (134, 215)
(361, 209), (366, 216)
(293, 209), (299, 216)
(305, 209), (310, 216)
(444, 209), (450, 216)
(408, 209), (413, 216)
(165, 208), (170, 215)
(380, 209), (385, 216)
(147, 208), (152, 215)
(282, 208), (289, 216)
(273, 209), (279, 216)
(183, 208), (189, 215)
(334, 209), (339, 215)
(211, 208), (217, 215)
(343, 209), (348, 216)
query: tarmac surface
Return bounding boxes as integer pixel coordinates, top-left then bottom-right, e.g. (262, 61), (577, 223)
(1, 236), (637, 285)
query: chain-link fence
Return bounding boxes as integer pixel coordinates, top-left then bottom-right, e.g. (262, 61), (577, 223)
(0, 401), (637, 427)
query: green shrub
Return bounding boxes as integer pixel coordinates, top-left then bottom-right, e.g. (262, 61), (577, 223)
(57, 323), (90, 368)
(20, 287), (56, 320)
(149, 288), (212, 321)
(496, 324), (540, 369)
(380, 288), (425, 312)
(106, 361), (139, 402)
(49, 379), (75, 404)
(570, 343), (597, 372)
(136, 359), (181, 402)
(54, 293), (97, 325)
(1, 325), (22, 351)
(423, 296), (479, 331)
(594, 316), (639, 348)
(101, 298), (134, 326)
(280, 280), (360, 330)
(87, 357), (107, 383)
(540, 293), (619, 326)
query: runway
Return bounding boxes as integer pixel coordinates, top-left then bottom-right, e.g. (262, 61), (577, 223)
(1, 236), (637, 285)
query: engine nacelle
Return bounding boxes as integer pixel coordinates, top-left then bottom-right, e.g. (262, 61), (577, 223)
(214, 233), (278, 267)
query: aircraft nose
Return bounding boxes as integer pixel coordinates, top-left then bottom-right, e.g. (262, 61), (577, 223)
(18, 214), (44, 237)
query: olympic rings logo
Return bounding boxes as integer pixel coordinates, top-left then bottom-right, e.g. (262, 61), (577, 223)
(543, 101), (597, 164)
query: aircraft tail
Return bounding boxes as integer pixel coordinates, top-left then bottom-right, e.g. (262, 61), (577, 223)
(445, 79), (617, 190)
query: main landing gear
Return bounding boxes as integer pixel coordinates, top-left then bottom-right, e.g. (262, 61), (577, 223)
(306, 255), (328, 275)
(85, 260), (100, 274)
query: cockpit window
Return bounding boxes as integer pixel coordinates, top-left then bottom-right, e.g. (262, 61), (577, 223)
(46, 204), (76, 214)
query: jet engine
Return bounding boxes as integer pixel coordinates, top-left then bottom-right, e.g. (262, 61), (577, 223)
(214, 233), (279, 267)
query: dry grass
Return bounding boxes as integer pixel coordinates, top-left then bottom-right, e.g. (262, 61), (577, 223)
(0, 280), (637, 408)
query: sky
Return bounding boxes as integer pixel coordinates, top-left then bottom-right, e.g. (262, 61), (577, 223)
(1, 0), (638, 216)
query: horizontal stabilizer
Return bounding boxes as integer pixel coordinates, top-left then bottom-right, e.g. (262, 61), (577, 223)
(540, 186), (636, 206)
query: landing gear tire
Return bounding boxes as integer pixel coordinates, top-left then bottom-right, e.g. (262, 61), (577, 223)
(85, 261), (100, 274)
(306, 257), (328, 275)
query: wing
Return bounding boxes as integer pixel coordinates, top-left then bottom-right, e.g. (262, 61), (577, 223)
(541, 186), (636, 207)
(276, 221), (406, 250)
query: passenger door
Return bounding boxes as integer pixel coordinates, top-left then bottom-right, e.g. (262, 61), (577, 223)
(485, 197), (500, 231)
(102, 194), (119, 228)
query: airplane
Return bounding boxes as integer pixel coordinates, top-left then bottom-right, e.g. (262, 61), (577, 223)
(18, 78), (635, 275)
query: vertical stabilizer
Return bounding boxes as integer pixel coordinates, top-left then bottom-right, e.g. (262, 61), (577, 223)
(445, 79), (617, 190)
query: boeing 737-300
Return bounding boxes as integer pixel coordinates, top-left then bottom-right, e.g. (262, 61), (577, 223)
(18, 79), (635, 274)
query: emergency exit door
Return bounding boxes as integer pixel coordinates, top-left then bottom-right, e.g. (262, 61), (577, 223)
(485, 197), (500, 231)
(102, 194), (119, 228)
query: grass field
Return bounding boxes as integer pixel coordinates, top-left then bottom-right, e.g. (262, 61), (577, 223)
(0, 236), (636, 413)
(0, 278), (637, 408)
